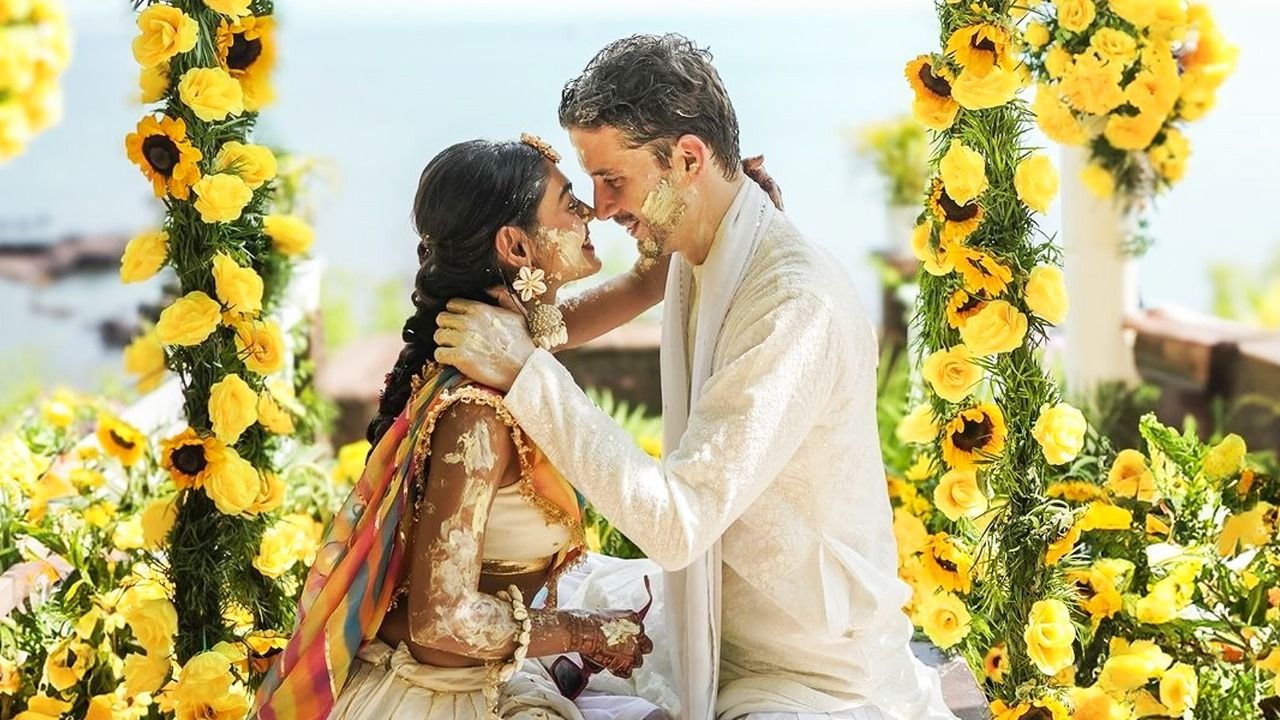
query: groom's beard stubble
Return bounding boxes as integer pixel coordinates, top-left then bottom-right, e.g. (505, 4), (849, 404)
(634, 176), (690, 267)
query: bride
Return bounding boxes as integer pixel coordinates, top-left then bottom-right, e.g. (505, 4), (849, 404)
(253, 136), (668, 720)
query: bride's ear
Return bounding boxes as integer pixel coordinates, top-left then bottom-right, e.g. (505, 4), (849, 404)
(494, 226), (533, 270)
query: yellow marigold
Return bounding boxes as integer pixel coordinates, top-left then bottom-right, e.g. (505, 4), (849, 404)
(951, 65), (1021, 110)
(1025, 265), (1069, 325)
(1024, 22), (1050, 49)
(1099, 638), (1173, 694)
(922, 533), (974, 594)
(122, 652), (170, 697)
(1110, 0), (1156, 27)
(1080, 162), (1116, 199)
(213, 141), (277, 189)
(1078, 501), (1132, 531)
(915, 591), (972, 649)
(162, 427), (223, 490)
(959, 300), (1027, 356)
(1057, 0), (1096, 33)
(1060, 51), (1125, 115)
(1104, 112), (1163, 152)
(193, 173), (254, 224)
(1107, 449), (1158, 502)
(904, 55), (959, 130)
(1203, 432), (1246, 479)
(205, 446), (261, 515)
(1068, 685), (1128, 720)
(941, 403), (1007, 470)
(211, 252), (263, 317)
(910, 223), (955, 277)
(1090, 28), (1138, 66)
(203, 0), (251, 16)
(1032, 402), (1087, 465)
(96, 413), (146, 466)
(1217, 502), (1273, 557)
(938, 140), (988, 206)
(1148, 128), (1190, 183)
(1044, 45), (1072, 79)
(177, 66), (244, 122)
(946, 288), (988, 330)
(139, 61), (169, 103)
(131, 5), (198, 68)
(1032, 84), (1086, 145)
(120, 229), (168, 283)
(125, 114), (202, 200)
(156, 290), (222, 346)
(1024, 599), (1076, 676)
(923, 345), (983, 403)
(896, 403), (939, 445)
(934, 468), (989, 522)
(953, 246), (1012, 297)
(140, 496), (177, 549)
(209, 373), (257, 444)
(1014, 153), (1059, 215)
(234, 319), (286, 376)
(264, 214), (315, 255)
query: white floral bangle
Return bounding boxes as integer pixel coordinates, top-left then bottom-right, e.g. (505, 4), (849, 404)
(483, 585), (533, 717)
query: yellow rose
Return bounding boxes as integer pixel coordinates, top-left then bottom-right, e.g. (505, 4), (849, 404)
(257, 390), (295, 435)
(910, 223), (954, 277)
(209, 373), (257, 444)
(140, 496), (177, 549)
(205, 446), (261, 515)
(192, 172), (253, 224)
(1160, 662), (1198, 715)
(1203, 432), (1246, 479)
(248, 469), (286, 514)
(1024, 22), (1050, 49)
(1090, 28), (1138, 66)
(120, 229), (168, 283)
(132, 5), (198, 68)
(1025, 265), (1068, 325)
(1099, 638), (1173, 694)
(1151, 0), (1189, 40)
(139, 62), (169, 103)
(922, 345), (983, 403)
(156, 290), (222, 346)
(958, 300), (1028, 356)
(1080, 163), (1115, 199)
(122, 652), (171, 697)
(253, 521), (304, 578)
(896, 403), (938, 445)
(203, 0), (251, 16)
(43, 637), (94, 690)
(1032, 85), (1086, 145)
(934, 468), (988, 522)
(915, 591), (972, 649)
(211, 252), (263, 317)
(1104, 112), (1163, 151)
(1149, 128), (1190, 183)
(892, 508), (929, 558)
(1069, 685), (1128, 720)
(177, 66), (244, 122)
(1056, 0), (1096, 33)
(264, 214), (315, 255)
(1110, 0), (1156, 27)
(124, 330), (167, 392)
(233, 319), (286, 376)
(173, 651), (244, 720)
(1024, 599), (1076, 676)
(334, 439), (372, 484)
(123, 596), (177, 655)
(1014, 153), (1059, 215)
(1078, 502), (1132, 531)
(1031, 402), (1086, 465)
(939, 141), (988, 206)
(951, 66), (1021, 110)
(1060, 51), (1125, 115)
(213, 141), (277, 189)
(1107, 449), (1158, 502)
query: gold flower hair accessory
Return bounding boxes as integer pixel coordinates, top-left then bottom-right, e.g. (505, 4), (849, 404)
(520, 133), (561, 163)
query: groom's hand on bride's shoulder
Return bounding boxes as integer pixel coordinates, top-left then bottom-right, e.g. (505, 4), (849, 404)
(742, 155), (784, 211)
(433, 299), (533, 392)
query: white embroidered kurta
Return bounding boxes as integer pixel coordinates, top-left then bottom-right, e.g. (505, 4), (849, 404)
(504, 183), (954, 720)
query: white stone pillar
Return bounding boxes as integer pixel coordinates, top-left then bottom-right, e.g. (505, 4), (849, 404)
(1060, 146), (1141, 393)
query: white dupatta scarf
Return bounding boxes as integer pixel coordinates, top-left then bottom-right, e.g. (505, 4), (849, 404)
(658, 181), (776, 720)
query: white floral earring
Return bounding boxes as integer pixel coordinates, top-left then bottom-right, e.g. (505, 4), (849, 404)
(511, 265), (567, 350)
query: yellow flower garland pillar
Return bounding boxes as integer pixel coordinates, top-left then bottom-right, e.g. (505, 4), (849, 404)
(1061, 145), (1141, 392)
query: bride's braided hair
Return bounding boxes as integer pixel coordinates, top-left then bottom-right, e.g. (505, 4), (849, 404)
(365, 140), (549, 449)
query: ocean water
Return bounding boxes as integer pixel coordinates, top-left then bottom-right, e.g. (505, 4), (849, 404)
(0, 0), (1274, 395)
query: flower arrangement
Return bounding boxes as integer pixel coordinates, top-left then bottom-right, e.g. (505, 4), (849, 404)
(1021, 0), (1237, 234)
(853, 115), (931, 208)
(0, 0), (71, 163)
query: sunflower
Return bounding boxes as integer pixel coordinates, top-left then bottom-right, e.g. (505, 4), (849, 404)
(96, 414), (147, 466)
(905, 55), (960, 130)
(946, 288), (989, 330)
(983, 643), (1008, 683)
(161, 427), (224, 490)
(945, 23), (1015, 77)
(952, 246), (1013, 297)
(216, 15), (276, 111)
(1068, 565), (1123, 625)
(941, 403), (1007, 470)
(125, 115), (202, 200)
(928, 178), (984, 245)
(921, 532), (975, 594)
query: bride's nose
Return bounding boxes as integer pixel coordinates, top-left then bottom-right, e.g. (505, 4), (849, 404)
(575, 201), (595, 222)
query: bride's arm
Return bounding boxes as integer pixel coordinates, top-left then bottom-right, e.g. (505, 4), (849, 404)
(405, 401), (645, 663)
(556, 255), (670, 351)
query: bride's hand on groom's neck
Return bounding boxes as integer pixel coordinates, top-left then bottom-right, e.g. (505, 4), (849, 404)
(433, 299), (533, 392)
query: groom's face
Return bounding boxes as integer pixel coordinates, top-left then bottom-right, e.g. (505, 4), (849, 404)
(569, 126), (691, 259)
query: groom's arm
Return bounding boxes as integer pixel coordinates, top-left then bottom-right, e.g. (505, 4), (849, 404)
(504, 291), (841, 571)
(558, 255), (670, 350)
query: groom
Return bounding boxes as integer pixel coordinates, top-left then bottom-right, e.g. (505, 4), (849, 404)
(435, 34), (955, 720)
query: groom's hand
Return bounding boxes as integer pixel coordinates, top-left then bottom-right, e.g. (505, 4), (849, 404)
(433, 299), (534, 392)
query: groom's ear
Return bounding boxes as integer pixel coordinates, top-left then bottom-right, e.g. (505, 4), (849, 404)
(673, 134), (711, 179)
(494, 226), (532, 269)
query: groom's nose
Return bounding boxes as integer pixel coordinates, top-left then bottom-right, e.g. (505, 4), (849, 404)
(591, 179), (618, 220)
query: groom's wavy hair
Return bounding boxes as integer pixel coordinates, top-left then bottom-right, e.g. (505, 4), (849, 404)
(365, 140), (550, 449)
(558, 33), (741, 180)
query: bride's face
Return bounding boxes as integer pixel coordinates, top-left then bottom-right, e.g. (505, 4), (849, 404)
(525, 163), (601, 285)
